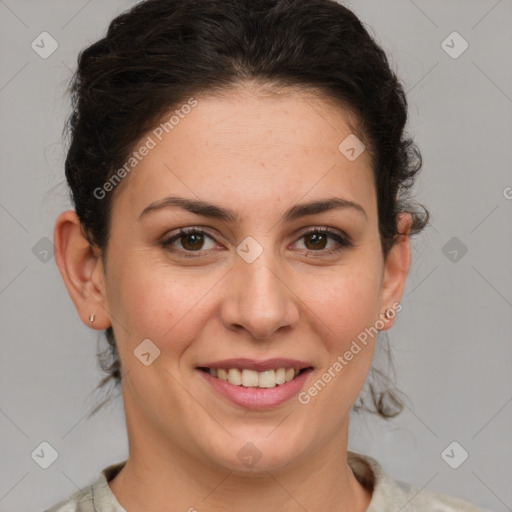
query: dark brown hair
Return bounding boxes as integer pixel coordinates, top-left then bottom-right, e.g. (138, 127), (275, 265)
(63, 0), (428, 417)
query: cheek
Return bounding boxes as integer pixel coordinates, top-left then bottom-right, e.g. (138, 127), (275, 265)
(296, 272), (382, 414)
(105, 255), (177, 341)
(306, 263), (383, 343)
(106, 255), (219, 358)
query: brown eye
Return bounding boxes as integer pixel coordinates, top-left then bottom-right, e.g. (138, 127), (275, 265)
(160, 228), (217, 256)
(293, 228), (353, 255)
(180, 231), (206, 251)
(160, 226), (353, 259)
(303, 231), (329, 250)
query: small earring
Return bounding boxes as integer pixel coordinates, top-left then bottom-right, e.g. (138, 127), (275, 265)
(384, 308), (393, 319)
(89, 313), (95, 323)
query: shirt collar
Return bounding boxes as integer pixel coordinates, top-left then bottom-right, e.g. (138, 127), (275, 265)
(91, 450), (405, 511)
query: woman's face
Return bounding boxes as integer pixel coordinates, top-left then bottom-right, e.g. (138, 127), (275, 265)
(80, 86), (410, 471)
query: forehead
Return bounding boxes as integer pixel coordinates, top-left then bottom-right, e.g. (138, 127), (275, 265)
(116, 87), (376, 221)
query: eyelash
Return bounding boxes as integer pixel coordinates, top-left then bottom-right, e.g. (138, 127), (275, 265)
(159, 227), (354, 258)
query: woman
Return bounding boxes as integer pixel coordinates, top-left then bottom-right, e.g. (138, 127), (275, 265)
(46, 0), (483, 510)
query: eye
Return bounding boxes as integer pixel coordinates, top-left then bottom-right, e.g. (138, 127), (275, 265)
(159, 226), (353, 258)
(160, 227), (218, 257)
(291, 227), (353, 256)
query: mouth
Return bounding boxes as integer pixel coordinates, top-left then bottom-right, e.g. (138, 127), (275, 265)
(197, 366), (311, 389)
(196, 359), (314, 409)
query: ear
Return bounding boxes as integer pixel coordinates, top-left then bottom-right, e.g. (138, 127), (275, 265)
(378, 212), (412, 330)
(53, 210), (111, 330)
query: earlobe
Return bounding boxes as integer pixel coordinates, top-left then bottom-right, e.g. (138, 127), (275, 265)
(53, 210), (111, 330)
(378, 212), (412, 331)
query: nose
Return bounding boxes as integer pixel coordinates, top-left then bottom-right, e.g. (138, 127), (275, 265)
(220, 253), (300, 340)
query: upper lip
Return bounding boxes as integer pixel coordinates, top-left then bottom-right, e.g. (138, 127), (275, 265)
(197, 358), (313, 372)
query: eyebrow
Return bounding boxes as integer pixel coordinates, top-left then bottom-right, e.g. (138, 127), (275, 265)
(138, 196), (367, 222)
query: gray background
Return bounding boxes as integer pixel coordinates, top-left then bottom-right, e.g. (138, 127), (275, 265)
(1, 1), (511, 511)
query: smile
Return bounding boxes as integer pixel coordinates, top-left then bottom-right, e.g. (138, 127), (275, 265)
(197, 362), (314, 409)
(198, 367), (307, 388)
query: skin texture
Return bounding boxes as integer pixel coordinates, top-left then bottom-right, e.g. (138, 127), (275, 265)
(54, 85), (412, 512)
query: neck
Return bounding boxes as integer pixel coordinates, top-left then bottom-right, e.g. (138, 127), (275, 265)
(109, 398), (372, 512)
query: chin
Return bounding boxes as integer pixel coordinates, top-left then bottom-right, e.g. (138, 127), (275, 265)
(204, 435), (306, 474)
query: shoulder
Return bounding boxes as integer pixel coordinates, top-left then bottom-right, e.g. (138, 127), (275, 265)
(43, 484), (95, 512)
(43, 460), (127, 512)
(381, 479), (488, 511)
(347, 450), (488, 512)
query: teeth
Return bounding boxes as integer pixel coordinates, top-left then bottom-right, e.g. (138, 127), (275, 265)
(285, 368), (295, 382)
(209, 367), (302, 388)
(228, 368), (242, 385)
(241, 369), (259, 387)
(275, 367), (286, 385)
(258, 370), (275, 388)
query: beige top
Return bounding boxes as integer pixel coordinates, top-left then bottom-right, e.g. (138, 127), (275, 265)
(44, 450), (486, 511)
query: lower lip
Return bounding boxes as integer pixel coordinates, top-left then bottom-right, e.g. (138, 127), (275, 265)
(197, 369), (313, 409)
